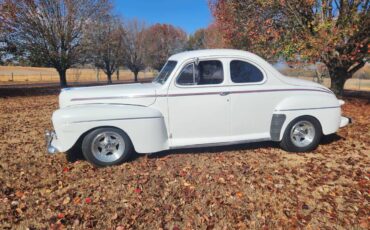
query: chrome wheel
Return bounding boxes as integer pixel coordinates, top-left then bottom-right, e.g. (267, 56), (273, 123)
(91, 131), (125, 163)
(290, 120), (315, 148)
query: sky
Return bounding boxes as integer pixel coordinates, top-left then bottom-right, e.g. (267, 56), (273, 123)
(113, 0), (213, 34)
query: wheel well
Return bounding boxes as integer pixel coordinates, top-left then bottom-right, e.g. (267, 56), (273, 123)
(71, 126), (134, 151)
(272, 114), (323, 142)
(285, 115), (323, 134)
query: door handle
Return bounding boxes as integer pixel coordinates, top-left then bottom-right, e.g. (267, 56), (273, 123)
(219, 92), (230, 96)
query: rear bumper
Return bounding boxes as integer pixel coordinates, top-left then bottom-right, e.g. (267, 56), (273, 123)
(340, 116), (352, 128)
(45, 130), (60, 154)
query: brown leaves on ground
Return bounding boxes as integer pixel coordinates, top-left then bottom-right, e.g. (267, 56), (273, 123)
(0, 92), (369, 229)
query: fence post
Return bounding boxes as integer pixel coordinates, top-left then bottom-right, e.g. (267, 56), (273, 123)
(11, 72), (14, 81)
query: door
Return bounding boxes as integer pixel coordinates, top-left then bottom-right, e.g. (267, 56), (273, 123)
(167, 59), (230, 147)
(228, 59), (276, 140)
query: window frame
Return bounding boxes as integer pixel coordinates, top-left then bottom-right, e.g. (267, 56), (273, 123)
(229, 59), (267, 85)
(175, 59), (225, 88)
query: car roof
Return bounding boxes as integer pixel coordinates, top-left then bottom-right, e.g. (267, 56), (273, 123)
(168, 49), (263, 62)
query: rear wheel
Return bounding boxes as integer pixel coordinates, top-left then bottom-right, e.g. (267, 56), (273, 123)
(280, 116), (322, 152)
(82, 127), (133, 167)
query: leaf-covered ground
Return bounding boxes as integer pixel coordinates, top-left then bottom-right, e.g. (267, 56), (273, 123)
(0, 91), (369, 229)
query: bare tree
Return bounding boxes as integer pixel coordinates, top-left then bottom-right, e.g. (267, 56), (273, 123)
(122, 19), (146, 82)
(84, 15), (124, 84)
(2, 0), (110, 87)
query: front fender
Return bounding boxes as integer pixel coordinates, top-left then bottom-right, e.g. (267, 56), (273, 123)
(51, 104), (169, 153)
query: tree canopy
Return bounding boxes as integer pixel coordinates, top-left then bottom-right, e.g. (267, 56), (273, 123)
(143, 24), (187, 71)
(122, 19), (147, 82)
(84, 15), (124, 84)
(187, 23), (226, 50)
(211, 0), (370, 95)
(1, 0), (110, 87)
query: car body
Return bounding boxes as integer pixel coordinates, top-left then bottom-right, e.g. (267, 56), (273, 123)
(46, 49), (351, 166)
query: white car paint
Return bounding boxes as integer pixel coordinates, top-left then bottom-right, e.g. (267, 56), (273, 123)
(48, 49), (350, 154)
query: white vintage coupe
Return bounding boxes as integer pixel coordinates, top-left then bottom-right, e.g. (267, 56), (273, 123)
(46, 49), (351, 166)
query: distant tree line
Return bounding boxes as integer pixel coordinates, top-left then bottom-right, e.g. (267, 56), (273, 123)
(0, 0), (223, 87)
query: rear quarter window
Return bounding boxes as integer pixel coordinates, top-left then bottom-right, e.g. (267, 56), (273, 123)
(230, 60), (264, 83)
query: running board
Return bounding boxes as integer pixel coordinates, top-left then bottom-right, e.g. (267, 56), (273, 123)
(170, 138), (272, 150)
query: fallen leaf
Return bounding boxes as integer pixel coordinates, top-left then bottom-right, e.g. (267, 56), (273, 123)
(62, 196), (70, 205)
(85, 197), (92, 204)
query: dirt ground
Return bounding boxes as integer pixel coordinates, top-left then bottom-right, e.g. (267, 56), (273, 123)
(0, 90), (369, 229)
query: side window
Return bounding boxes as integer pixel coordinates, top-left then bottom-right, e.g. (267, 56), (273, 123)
(177, 63), (194, 85)
(197, 60), (223, 85)
(230, 60), (264, 83)
(177, 60), (224, 86)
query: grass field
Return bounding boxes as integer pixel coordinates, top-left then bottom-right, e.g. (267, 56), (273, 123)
(0, 66), (155, 84)
(0, 89), (369, 229)
(1, 65), (370, 91)
(279, 63), (370, 91)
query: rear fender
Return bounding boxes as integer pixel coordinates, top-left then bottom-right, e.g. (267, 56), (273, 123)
(271, 94), (341, 141)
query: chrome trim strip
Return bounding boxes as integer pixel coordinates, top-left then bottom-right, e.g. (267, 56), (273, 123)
(276, 106), (340, 112)
(70, 88), (332, 101)
(162, 88), (331, 97)
(72, 116), (163, 123)
(170, 138), (271, 150)
(228, 88), (331, 95)
(71, 94), (155, 101)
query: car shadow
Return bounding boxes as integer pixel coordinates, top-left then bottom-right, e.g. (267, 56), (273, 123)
(320, 133), (343, 145)
(144, 134), (344, 160)
(146, 141), (278, 159)
(65, 139), (84, 163)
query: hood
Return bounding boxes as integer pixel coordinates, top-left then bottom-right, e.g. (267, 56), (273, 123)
(59, 83), (158, 108)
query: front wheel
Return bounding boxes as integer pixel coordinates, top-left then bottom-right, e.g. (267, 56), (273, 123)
(82, 127), (133, 167)
(280, 116), (322, 152)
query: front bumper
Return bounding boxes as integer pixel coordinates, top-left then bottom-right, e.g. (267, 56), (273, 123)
(45, 130), (60, 154)
(340, 116), (352, 128)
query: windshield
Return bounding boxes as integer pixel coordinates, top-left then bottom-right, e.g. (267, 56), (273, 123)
(152, 61), (177, 84)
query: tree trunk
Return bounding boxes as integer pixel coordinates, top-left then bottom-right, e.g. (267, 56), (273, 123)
(326, 59), (366, 96)
(107, 72), (112, 84)
(330, 76), (347, 96)
(57, 69), (68, 88)
(134, 71), (138, 82)
(327, 66), (350, 96)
